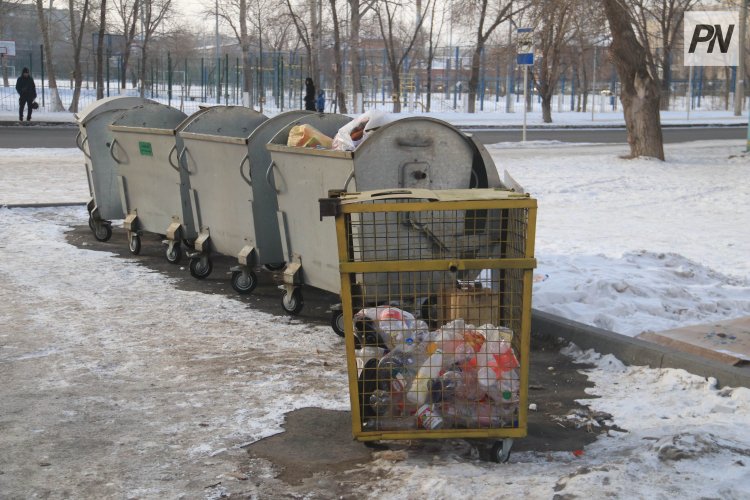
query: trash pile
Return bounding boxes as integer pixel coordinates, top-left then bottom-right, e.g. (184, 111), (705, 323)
(354, 306), (521, 431)
(287, 110), (389, 151)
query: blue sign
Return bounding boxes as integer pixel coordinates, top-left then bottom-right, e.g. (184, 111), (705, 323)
(517, 53), (534, 65)
(517, 27), (534, 66)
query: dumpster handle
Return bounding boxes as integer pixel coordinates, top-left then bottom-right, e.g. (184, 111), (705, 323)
(266, 162), (279, 193)
(344, 168), (355, 191)
(239, 154), (252, 186)
(109, 138), (123, 164)
(178, 147), (190, 173)
(75, 131), (91, 159)
(168, 145), (180, 172)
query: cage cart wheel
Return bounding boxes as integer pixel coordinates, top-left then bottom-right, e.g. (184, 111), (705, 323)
(331, 310), (345, 337)
(231, 270), (257, 294)
(263, 262), (286, 272)
(281, 288), (304, 315)
(490, 439), (513, 463)
(128, 233), (141, 255)
(189, 257), (213, 280)
(165, 242), (182, 264)
(93, 222), (112, 242)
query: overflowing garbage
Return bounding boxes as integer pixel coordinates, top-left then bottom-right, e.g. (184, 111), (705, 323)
(353, 306), (520, 432)
(286, 110), (390, 151)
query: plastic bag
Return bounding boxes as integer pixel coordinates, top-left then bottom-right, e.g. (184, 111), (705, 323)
(287, 124), (333, 149)
(332, 110), (388, 151)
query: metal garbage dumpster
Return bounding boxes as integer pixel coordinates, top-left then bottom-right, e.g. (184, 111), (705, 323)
(176, 108), (313, 293)
(108, 102), (191, 263)
(265, 113), (357, 314)
(325, 188), (537, 462)
(266, 116), (503, 321)
(74, 96), (154, 242)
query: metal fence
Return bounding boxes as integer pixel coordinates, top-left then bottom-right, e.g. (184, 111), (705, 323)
(0, 44), (744, 116)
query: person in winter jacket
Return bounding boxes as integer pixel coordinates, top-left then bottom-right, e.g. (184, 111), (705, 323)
(304, 77), (316, 111)
(16, 67), (37, 122)
(316, 90), (325, 113)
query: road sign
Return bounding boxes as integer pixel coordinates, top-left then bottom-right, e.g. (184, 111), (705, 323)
(516, 28), (534, 65)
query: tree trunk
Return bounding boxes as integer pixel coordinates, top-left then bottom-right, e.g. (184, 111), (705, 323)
(96, 0), (106, 99)
(349, 1), (364, 112)
(391, 70), (401, 112)
(540, 91), (552, 123)
(659, 49), (671, 111)
(329, 0), (347, 113)
(35, 0), (65, 111)
(602, 0), (664, 160)
(467, 44), (482, 113)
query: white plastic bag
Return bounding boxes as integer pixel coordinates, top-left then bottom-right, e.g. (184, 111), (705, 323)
(332, 110), (388, 151)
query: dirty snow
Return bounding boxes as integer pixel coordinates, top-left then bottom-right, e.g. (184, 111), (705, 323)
(0, 120), (749, 498)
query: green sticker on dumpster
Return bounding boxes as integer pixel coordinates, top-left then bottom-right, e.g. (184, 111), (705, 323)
(138, 141), (153, 156)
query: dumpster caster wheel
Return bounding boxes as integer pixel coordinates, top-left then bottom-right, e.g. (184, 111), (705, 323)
(189, 257), (213, 279)
(331, 310), (345, 337)
(88, 214), (95, 231)
(281, 289), (304, 315)
(231, 270), (257, 294)
(263, 262), (286, 272)
(490, 439), (513, 463)
(166, 242), (182, 264)
(128, 233), (141, 255)
(92, 222), (112, 242)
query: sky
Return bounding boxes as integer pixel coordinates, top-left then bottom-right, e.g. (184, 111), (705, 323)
(0, 111), (749, 497)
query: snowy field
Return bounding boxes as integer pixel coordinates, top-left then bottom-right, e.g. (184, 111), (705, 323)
(0, 123), (749, 497)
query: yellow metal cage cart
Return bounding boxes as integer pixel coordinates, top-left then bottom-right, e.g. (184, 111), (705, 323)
(321, 188), (537, 462)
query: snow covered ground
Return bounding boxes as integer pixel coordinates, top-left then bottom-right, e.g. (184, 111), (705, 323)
(0, 117), (749, 497)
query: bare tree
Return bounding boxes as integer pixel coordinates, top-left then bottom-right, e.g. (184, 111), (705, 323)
(602, 0), (664, 160)
(112, 0), (140, 90)
(328, 0), (347, 112)
(375, 0), (430, 113)
(530, 0), (575, 123)
(570, 2), (608, 112)
(67, 0), (92, 112)
(95, 0), (106, 99)
(628, 0), (702, 111)
(36, 0), (65, 111)
(0, 0), (25, 86)
(424, 0), (447, 112)
(285, 0), (315, 88)
(348, 0), (377, 112)
(138, 0), (173, 99)
(454, 0), (514, 113)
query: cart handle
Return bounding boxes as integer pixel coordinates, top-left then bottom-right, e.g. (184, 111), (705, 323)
(168, 145), (180, 172)
(343, 168), (355, 191)
(108, 138), (123, 164)
(75, 131), (92, 159)
(239, 154), (252, 186)
(266, 162), (279, 193)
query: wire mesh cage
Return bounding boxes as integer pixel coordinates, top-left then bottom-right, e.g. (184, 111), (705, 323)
(326, 188), (537, 454)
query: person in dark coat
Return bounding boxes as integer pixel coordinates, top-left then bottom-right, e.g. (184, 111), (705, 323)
(316, 90), (325, 113)
(16, 67), (37, 122)
(304, 77), (316, 111)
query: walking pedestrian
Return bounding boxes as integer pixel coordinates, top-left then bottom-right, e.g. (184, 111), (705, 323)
(304, 77), (316, 111)
(16, 67), (37, 122)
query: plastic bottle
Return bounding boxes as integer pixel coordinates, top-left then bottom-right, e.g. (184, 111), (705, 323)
(416, 403), (443, 429)
(406, 349), (444, 406)
(441, 400), (505, 428)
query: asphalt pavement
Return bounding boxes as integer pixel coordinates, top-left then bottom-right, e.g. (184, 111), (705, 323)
(0, 121), (745, 148)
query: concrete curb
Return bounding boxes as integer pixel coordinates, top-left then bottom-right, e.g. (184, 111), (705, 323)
(532, 309), (750, 389)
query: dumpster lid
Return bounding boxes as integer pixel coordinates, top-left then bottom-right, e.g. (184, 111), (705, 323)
(75, 96), (155, 126)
